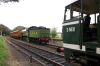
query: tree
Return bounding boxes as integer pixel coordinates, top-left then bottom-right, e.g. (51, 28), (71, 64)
(50, 27), (57, 38)
(0, 0), (19, 3)
(0, 24), (11, 36)
(12, 26), (25, 31)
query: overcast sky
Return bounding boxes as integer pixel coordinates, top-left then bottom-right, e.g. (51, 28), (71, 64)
(0, 0), (97, 32)
(0, 0), (71, 32)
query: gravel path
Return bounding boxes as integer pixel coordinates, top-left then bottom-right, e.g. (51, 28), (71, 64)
(4, 40), (41, 66)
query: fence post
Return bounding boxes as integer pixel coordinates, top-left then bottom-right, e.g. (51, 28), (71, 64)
(29, 55), (32, 63)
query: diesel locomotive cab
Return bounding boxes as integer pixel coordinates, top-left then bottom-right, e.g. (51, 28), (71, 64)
(61, 0), (100, 66)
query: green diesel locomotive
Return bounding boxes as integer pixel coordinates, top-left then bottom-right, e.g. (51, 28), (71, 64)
(57, 0), (100, 66)
(22, 26), (50, 44)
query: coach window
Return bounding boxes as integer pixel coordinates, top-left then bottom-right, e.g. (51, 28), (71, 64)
(65, 9), (71, 20)
(73, 11), (81, 18)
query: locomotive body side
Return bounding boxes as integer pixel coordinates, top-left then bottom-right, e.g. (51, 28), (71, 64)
(37, 28), (50, 44)
(29, 29), (39, 38)
(27, 27), (50, 44)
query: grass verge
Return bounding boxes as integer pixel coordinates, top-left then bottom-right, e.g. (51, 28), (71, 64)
(51, 38), (62, 41)
(0, 36), (9, 66)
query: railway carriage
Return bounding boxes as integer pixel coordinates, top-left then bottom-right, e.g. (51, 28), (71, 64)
(57, 0), (100, 66)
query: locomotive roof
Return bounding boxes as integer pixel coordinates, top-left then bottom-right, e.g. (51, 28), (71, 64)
(27, 26), (50, 30)
(66, 0), (99, 14)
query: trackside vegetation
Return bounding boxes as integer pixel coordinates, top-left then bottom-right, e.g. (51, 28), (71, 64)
(0, 36), (8, 66)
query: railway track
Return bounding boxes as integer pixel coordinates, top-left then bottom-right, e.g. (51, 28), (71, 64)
(22, 37), (63, 49)
(8, 37), (64, 57)
(6, 37), (70, 66)
(45, 44), (62, 49)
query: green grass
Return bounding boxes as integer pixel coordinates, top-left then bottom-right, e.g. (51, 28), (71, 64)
(0, 36), (8, 66)
(51, 38), (62, 41)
